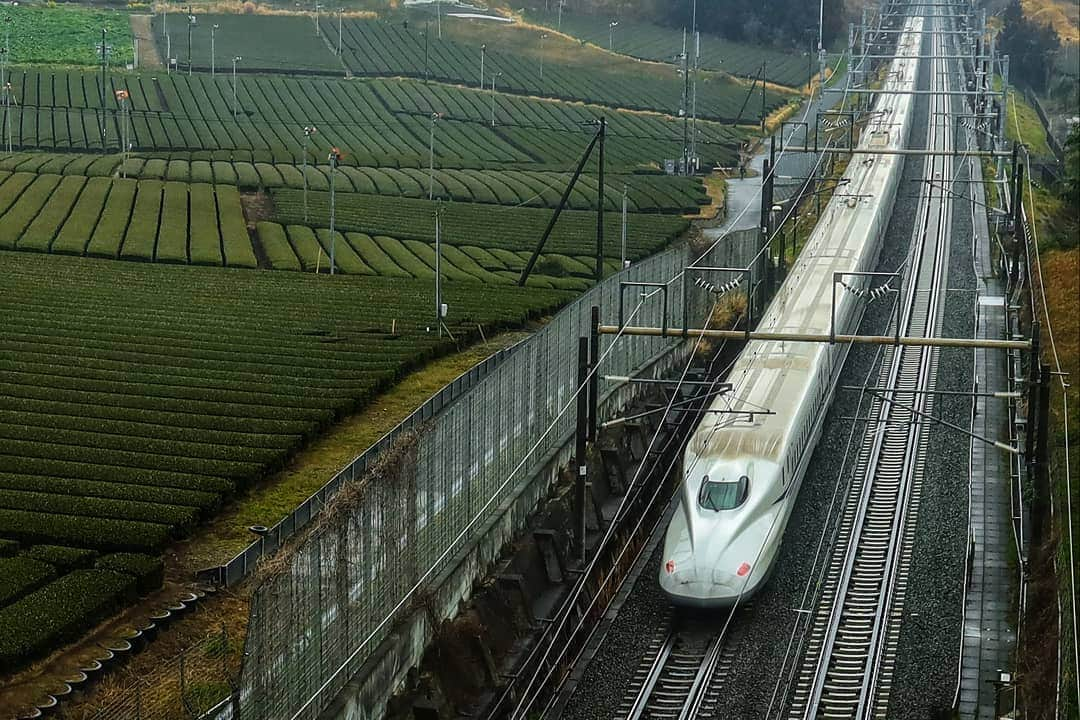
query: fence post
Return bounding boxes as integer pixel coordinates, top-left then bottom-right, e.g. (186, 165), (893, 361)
(575, 336), (589, 562)
(179, 652), (187, 713)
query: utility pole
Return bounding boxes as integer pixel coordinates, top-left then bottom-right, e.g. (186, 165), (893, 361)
(436, 0), (441, 40)
(760, 60), (767, 133)
(557, 0), (563, 31)
(691, 30), (699, 172)
(422, 23), (429, 83)
(116, 89), (130, 177)
(187, 10), (195, 76)
(608, 20), (618, 51)
(2, 81), (12, 154)
(210, 23), (218, 77)
(435, 205), (443, 337)
(620, 184), (628, 269)
(595, 116), (605, 282)
(680, 28), (689, 175)
(231, 55), (241, 120)
(337, 8), (343, 55)
(302, 125), (317, 222)
(575, 334), (589, 562)
(480, 44), (486, 90)
(328, 147), (341, 275)
(161, 1), (167, 39)
(1, 16), (9, 90)
(314, 3), (322, 36)
(690, 0), (698, 172)
(490, 72), (501, 127)
(99, 28), (108, 153)
(428, 112), (441, 200)
(539, 33), (547, 82)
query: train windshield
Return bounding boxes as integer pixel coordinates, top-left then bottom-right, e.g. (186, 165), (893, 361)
(698, 475), (750, 511)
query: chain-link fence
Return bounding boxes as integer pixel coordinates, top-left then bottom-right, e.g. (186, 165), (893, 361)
(230, 231), (761, 720)
(75, 627), (235, 720)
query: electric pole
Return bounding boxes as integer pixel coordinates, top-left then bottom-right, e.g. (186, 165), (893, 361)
(99, 28), (109, 153)
(540, 33), (547, 82)
(116, 88), (130, 177)
(480, 43), (485, 90)
(338, 8), (343, 55)
(302, 125), (317, 222)
(620, 184), (628, 269)
(490, 72), (501, 127)
(210, 23), (218, 77)
(328, 147), (342, 275)
(187, 10), (195, 76)
(429, 113), (442, 200)
(434, 205), (443, 337)
(232, 55), (241, 119)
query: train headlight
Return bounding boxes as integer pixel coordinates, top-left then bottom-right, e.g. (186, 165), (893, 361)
(736, 562), (751, 577)
(665, 559), (676, 574)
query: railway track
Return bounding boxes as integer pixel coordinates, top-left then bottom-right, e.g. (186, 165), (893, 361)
(782, 4), (959, 718)
(619, 614), (740, 720)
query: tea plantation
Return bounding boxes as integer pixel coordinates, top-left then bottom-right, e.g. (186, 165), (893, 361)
(0, 0), (788, 692)
(0, 252), (571, 670)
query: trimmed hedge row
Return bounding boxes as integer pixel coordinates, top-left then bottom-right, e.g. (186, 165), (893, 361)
(0, 557), (56, 605)
(0, 570), (137, 670)
(95, 553), (164, 595)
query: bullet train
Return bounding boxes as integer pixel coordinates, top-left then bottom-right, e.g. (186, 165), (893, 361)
(659, 13), (925, 607)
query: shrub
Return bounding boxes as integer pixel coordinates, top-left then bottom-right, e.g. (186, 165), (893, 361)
(0, 557), (55, 605)
(23, 545), (99, 570)
(95, 553), (164, 594)
(0, 570), (137, 669)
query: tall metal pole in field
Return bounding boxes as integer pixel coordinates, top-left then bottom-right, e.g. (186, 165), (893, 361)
(760, 60), (767, 133)
(691, 30), (699, 170)
(680, 29), (689, 174)
(116, 89), (130, 177)
(210, 23), (218, 77)
(302, 125), (317, 222)
(620, 184), (627, 269)
(2, 81), (11, 154)
(436, 0), (442, 40)
(100, 28), (108, 152)
(422, 23), (429, 82)
(480, 44), (486, 89)
(595, 116), (605, 282)
(434, 205), (442, 337)
(557, 0), (563, 32)
(328, 147), (341, 275)
(337, 8), (343, 55)
(161, 1), (167, 39)
(608, 21), (618, 50)
(187, 11), (195, 76)
(539, 33), (547, 82)
(314, 3), (322, 36)
(1, 16), (11, 90)
(490, 72), (501, 127)
(428, 112), (440, 200)
(232, 56), (241, 119)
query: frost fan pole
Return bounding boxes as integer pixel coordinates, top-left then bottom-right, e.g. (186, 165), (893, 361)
(518, 117), (606, 286)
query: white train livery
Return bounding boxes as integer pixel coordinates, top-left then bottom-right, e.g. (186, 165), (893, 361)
(659, 14), (925, 607)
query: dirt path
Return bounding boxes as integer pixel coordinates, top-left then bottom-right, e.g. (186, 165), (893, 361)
(130, 14), (162, 69)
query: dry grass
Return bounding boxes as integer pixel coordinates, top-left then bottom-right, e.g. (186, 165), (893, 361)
(4, 331), (532, 720)
(689, 173), (727, 220)
(153, 0), (378, 18)
(172, 330), (531, 575)
(1022, 0), (1080, 43)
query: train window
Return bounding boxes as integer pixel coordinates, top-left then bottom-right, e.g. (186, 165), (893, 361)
(698, 475), (750, 511)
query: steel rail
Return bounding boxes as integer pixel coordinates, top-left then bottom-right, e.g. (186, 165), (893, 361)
(789, 4), (961, 716)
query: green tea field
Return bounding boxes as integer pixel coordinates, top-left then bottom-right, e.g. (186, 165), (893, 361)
(0, 0), (796, 705)
(0, 251), (570, 671)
